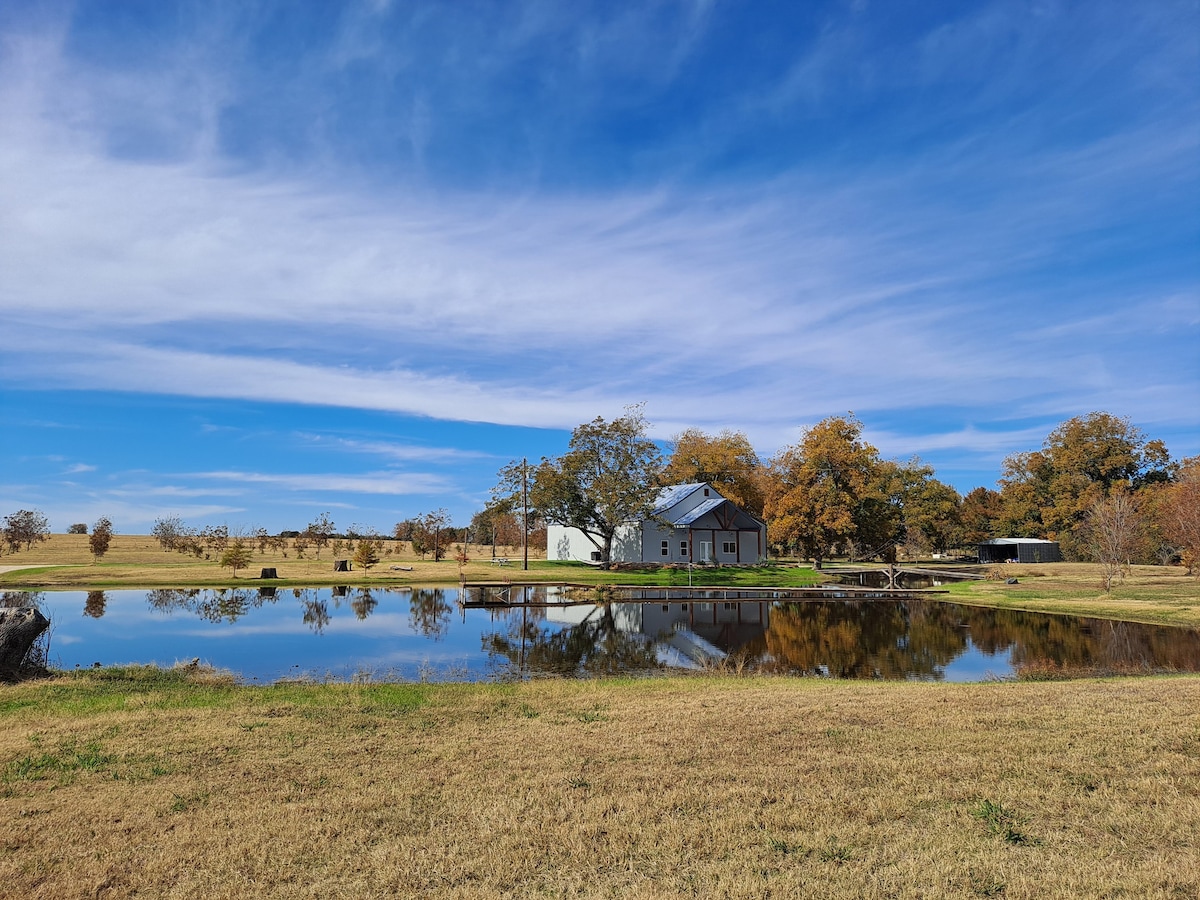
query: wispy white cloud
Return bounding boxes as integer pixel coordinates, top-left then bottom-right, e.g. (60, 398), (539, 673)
(193, 470), (453, 496)
(0, 1), (1196, 495)
(294, 434), (496, 463)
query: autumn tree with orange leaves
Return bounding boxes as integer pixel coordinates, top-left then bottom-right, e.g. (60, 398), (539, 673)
(763, 415), (880, 568)
(662, 428), (766, 515)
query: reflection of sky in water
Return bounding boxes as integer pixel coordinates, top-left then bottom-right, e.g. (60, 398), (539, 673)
(22, 589), (1199, 683)
(939, 639), (1014, 682)
(37, 588), (542, 683)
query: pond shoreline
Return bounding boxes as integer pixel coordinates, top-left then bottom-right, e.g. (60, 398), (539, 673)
(16, 587), (1200, 684)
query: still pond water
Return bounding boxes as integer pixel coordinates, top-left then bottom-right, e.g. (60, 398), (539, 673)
(14, 587), (1200, 683)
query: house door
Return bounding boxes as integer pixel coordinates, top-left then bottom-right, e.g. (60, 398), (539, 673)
(698, 541), (712, 562)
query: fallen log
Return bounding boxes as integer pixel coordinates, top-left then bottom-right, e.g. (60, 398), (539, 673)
(0, 606), (51, 680)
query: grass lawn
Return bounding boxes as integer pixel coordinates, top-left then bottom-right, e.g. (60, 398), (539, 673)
(1, 669), (1197, 899)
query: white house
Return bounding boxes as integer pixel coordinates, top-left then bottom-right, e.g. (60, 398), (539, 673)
(547, 482), (768, 565)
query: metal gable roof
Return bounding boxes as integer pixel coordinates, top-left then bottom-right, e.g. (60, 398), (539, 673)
(671, 497), (726, 525)
(652, 482), (707, 515)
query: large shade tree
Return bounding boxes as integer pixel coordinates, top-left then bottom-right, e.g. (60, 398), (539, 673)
(524, 408), (662, 567)
(1159, 457), (1200, 574)
(960, 487), (1003, 545)
(998, 412), (1173, 558)
(661, 428), (766, 515)
(862, 459), (963, 561)
(764, 415), (881, 568)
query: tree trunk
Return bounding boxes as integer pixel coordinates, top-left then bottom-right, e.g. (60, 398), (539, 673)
(0, 606), (50, 677)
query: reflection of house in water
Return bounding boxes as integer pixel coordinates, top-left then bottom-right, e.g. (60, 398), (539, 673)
(546, 601), (769, 669)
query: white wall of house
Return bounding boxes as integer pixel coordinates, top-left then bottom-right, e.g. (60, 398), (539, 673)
(547, 523), (642, 562)
(641, 521), (693, 563)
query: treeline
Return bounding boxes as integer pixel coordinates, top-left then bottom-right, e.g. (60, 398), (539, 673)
(485, 408), (1198, 573)
(3, 410), (1196, 576)
(145, 510), (520, 570)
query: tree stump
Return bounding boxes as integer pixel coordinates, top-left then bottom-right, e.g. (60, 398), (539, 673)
(334, 559), (350, 572)
(260, 567), (278, 579)
(0, 606), (51, 679)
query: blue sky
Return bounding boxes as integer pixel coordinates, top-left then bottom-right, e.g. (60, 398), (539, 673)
(1, 0), (1197, 534)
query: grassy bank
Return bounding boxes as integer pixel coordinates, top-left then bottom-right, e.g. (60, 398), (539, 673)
(1, 670), (1197, 899)
(941, 562), (1200, 627)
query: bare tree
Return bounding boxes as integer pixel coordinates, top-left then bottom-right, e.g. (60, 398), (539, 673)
(305, 513), (335, 558)
(152, 516), (186, 551)
(2, 509), (50, 554)
(1083, 489), (1144, 592)
(417, 509), (451, 561)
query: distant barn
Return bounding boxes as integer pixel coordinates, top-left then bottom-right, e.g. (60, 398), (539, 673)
(977, 538), (1063, 564)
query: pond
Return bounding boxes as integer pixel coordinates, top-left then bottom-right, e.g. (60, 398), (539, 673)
(10, 587), (1200, 683)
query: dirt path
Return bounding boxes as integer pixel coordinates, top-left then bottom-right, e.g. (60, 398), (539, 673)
(0, 565), (74, 575)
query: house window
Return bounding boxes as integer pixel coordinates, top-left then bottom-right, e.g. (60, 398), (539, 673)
(699, 541), (712, 561)
(661, 540), (669, 557)
(722, 541), (736, 554)
(662, 604), (669, 612)
(703, 488), (710, 496)
(590, 551), (601, 561)
(679, 540), (688, 556)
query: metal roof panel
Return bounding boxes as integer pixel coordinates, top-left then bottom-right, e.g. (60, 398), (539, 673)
(671, 497), (726, 525)
(652, 483), (706, 515)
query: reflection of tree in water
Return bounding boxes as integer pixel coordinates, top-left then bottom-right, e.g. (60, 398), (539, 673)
(765, 601), (966, 679)
(983, 609), (1200, 676)
(84, 590), (107, 618)
(486, 604), (661, 676)
(764, 601), (1200, 679)
(293, 589), (331, 634)
(144, 588), (265, 623)
(408, 589), (451, 638)
(141, 585), (417, 633)
(351, 588), (378, 621)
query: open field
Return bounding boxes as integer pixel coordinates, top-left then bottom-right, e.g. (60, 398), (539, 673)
(0, 534), (822, 590)
(2, 536), (1198, 626)
(1, 670), (1197, 899)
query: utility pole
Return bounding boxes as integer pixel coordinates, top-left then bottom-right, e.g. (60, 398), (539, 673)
(522, 457), (529, 571)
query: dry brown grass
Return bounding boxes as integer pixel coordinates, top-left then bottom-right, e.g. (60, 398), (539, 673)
(1, 673), (1198, 899)
(949, 561), (1200, 627)
(0, 533), (544, 588)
